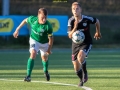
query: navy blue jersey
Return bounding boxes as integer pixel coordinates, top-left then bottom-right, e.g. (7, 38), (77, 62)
(68, 15), (97, 44)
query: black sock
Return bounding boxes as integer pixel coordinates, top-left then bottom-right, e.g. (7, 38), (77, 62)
(82, 60), (87, 74)
(76, 69), (83, 80)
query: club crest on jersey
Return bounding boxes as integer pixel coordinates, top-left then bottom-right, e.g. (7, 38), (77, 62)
(83, 23), (87, 26)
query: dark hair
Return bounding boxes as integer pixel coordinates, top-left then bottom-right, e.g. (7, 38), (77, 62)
(72, 2), (81, 7)
(38, 8), (48, 16)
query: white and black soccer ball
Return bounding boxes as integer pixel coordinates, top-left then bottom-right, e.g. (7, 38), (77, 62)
(72, 30), (85, 44)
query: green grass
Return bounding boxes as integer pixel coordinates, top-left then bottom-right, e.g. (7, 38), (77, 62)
(0, 49), (120, 90)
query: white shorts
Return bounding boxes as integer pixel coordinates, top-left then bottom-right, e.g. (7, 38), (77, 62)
(29, 37), (49, 56)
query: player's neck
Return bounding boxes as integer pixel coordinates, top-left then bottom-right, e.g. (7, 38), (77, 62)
(77, 14), (82, 20)
(38, 20), (46, 24)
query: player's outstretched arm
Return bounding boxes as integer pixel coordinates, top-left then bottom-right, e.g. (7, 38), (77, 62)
(94, 19), (102, 40)
(13, 18), (27, 38)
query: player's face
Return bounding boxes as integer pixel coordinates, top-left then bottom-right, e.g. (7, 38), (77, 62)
(72, 5), (81, 17)
(38, 12), (47, 24)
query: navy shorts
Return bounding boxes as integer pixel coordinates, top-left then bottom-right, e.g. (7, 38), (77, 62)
(71, 43), (92, 61)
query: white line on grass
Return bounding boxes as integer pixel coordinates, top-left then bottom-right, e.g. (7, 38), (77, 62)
(0, 79), (92, 90)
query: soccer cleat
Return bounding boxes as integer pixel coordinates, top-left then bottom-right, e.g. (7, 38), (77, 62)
(44, 72), (50, 81)
(78, 81), (83, 86)
(84, 72), (88, 83)
(24, 76), (31, 82)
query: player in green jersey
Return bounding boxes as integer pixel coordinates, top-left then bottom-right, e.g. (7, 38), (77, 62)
(13, 8), (53, 82)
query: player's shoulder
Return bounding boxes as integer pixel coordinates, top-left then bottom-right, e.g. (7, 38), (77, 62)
(28, 15), (38, 20)
(46, 20), (50, 23)
(82, 15), (95, 20)
(82, 15), (89, 18)
(68, 16), (75, 20)
(46, 20), (51, 25)
(46, 20), (53, 28)
(68, 16), (75, 22)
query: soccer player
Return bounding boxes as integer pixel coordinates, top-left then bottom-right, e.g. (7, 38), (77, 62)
(13, 8), (53, 82)
(67, 2), (101, 86)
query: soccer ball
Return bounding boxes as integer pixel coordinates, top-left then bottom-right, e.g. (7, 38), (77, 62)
(72, 30), (85, 44)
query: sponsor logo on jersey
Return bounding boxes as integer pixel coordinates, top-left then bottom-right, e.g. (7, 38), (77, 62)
(32, 29), (40, 35)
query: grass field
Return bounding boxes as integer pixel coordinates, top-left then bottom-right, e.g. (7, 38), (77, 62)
(0, 48), (120, 90)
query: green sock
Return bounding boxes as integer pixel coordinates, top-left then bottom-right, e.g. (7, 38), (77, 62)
(27, 58), (34, 77)
(42, 60), (48, 73)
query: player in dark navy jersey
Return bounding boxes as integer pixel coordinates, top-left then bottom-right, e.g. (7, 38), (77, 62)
(67, 2), (102, 86)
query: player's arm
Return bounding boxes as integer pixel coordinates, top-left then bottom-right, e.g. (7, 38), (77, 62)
(46, 22), (53, 55)
(94, 19), (102, 40)
(68, 19), (78, 39)
(47, 35), (53, 55)
(68, 26), (77, 39)
(13, 18), (27, 38)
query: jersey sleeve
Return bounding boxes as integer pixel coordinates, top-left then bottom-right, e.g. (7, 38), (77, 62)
(26, 16), (32, 24)
(67, 18), (72, 33)
(68, 18), (72, 26)
(47, 21), (53, 36)
(86, 16), (97, 24)
(26, 16), (36, 25)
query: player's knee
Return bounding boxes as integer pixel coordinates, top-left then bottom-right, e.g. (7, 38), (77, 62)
(41, 55), (48, 61)
(77, 50), (86, 62)
(72, 60), (81, 71)
(30, 49), (37, 59)
(79, 50), (86, 58)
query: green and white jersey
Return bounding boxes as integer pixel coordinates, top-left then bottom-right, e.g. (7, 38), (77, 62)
(27, 16), (53, 43)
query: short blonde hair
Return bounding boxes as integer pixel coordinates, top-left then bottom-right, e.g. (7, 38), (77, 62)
(72, 2), (81, 7)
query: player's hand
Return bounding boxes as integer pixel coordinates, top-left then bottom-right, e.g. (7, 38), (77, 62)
(74, 18), (79, 29)
(13, 30), (19, 38)
(94, 32), (102, 40)
(46, 50), (52, 56)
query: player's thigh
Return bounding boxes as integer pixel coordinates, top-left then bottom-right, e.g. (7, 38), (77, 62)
(29, 37), (40, 56)
(81, 44), (92, 57)
(72, 60), (81, 69)
(72, 43), (80, 61)
(30, 49), (37, 59)
(72, 43), (92, 61)
(39, 43), (49, 60)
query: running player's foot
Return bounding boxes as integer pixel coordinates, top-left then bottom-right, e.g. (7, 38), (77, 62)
(84, 72), (88, 83)
(44, 72), (50, 81)
(24, 76), (31, 82)
(78, 81), (83, 86)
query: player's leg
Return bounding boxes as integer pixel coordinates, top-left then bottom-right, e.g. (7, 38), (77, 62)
(77, 50), (86, 86)
(40, 43), (50, 81)
(80, 44), (92, 83)
(24, 38), (39, 82)
(72, 59), (83, 86)
(72, 43), (83, 86)
(82, 60), (88, 83)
